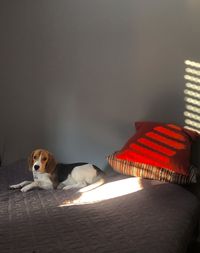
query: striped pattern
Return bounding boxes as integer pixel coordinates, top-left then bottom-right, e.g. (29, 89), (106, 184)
(116, 122), (199, 176)
(184, 59), (200, 133)
(107, 154), (197, 184)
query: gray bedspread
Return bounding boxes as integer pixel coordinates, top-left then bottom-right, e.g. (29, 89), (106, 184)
(0, 160), (199, 253)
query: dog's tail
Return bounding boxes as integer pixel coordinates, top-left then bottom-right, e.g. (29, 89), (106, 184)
(79, 173), (105, 193)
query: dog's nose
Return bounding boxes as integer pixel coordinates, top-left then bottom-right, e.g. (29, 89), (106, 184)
(34, 165), (40, 171)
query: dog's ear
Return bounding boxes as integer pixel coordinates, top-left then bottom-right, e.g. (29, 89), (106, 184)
(45, 153), (56, 174)
(28, 151), (34, 171)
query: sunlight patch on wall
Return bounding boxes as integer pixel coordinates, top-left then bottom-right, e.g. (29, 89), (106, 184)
(185, 60), (200, 68)
(59, 177), (143, 206)
(184, 75), (200, 84)
(184, 59), (200, 133)
(186, 83), (200, 91)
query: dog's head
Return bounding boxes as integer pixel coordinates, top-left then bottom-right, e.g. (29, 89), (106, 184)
(28, 149), (56, 174)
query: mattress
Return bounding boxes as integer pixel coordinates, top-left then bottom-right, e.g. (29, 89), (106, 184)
(0, 160), (199, 253)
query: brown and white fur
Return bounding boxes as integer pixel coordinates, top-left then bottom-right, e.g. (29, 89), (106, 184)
(9, 149), (104, 192)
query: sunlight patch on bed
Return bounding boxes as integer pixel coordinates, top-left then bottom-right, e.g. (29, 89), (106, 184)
(59, 177), (143, 207)
(184, 59), (200, 134)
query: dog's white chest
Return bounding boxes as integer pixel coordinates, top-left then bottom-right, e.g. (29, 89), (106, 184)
(33, 171), (52, 185)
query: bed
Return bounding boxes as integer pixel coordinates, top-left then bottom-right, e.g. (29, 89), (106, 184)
(0, 160), (199, 253)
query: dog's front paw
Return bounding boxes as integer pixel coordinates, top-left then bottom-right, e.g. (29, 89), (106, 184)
(9, 184), (21, 190)
(21, 185), (31, 192)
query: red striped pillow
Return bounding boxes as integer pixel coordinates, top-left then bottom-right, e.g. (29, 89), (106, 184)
(107, 122), (198, 183)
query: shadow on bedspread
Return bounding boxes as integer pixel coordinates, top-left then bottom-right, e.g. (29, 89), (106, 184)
(0, 160), (199, 253)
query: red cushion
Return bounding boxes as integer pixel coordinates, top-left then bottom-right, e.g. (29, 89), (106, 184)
(116, 122), (198, 176)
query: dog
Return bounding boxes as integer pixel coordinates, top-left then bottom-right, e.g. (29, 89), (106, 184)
(9, 149), (104, 192)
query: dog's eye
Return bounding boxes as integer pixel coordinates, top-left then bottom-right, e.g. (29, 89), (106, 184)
(42, 157), (47, 162)
(33, 155), (37, 159)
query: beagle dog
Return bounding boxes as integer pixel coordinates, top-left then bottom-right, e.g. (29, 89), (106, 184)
(9, 149), (104, 192)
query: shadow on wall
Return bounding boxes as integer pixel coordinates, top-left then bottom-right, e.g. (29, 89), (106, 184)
(143, 88), (184, 124)
(0, 82), (48, 165)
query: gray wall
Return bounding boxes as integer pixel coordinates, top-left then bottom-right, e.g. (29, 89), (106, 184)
(0, 0), (200, 167)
